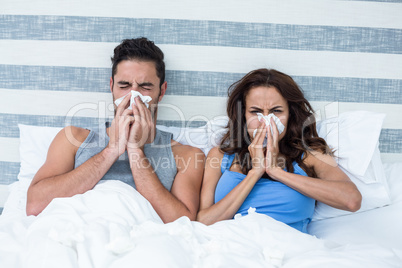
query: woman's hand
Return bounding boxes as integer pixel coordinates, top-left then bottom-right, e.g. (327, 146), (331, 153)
(265, 117), (280, 176)
(248, 122), (267, 177)
(127, 96), (154, 152)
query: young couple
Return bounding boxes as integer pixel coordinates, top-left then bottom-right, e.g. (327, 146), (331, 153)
(26, 38), (361, 233)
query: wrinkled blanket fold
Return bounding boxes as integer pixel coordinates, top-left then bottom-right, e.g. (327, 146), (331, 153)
(0, 180), (400, 268)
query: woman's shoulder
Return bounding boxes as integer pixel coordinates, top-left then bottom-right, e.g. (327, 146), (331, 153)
(205, 147), (226, 171)
(303, 150), (337, 168)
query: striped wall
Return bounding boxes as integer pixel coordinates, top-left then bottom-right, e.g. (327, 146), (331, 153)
(1, 0), (401, 211)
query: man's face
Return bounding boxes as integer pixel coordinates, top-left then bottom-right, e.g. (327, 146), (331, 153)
(110, 60), (167, 117)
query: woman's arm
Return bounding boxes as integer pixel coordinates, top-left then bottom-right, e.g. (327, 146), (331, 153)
(196, 147), (262, 225)
(264, 116), (361, 212)
(197, 126), (267, 225)
(267, 151), (362, 212)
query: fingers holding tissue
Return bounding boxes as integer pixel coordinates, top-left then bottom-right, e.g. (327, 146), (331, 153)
(114, 91), (153, 109)
(252, 113), (285, 147)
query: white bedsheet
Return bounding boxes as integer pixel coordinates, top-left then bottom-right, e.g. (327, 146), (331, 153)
(308, 162), (402, 259)
(0, 180), (400, 268)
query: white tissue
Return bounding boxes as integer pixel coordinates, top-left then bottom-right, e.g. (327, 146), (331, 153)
(252, 113), (285, 146)
(114, 90), (152, 109)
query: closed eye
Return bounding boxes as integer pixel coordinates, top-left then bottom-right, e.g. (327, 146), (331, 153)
(118, 81), (131, 88)
(138, 82), (154, 91)
(270, 106), (283, 113)
(140, 85), (151, 90)
(249, 106), (263, 114)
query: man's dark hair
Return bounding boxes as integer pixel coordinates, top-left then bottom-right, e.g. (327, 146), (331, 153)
(111, 37), (165, 88)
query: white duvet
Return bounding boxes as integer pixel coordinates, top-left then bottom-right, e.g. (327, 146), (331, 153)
(0, 180), (400, 268)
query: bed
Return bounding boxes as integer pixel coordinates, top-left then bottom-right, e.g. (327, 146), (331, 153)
(1, 0), (401, 267)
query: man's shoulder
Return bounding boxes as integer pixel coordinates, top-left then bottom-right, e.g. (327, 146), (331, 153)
(206, 146), (224, 158)
(44, 126), (91, 160)
(63, 125), (90, 134)
(170, 140), (204, 158)
(57, 126), (91, 148)
(170, 140), (205, 173)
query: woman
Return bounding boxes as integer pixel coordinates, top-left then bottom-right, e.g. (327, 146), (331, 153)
(196, 69), (362, 233)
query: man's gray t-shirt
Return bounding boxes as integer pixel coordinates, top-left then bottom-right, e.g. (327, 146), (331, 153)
(74, 125), (177, 191)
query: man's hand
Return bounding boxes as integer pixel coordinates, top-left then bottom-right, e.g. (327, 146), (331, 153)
(108, 93), (135, 156)
(127, 96), (154, 152)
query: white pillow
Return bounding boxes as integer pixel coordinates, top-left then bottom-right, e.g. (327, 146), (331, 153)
(157, 115), (228, 156)
(2, 124), (62, 217)
(312, 144), (391, 221)
(311, 111), (391, 221)
(18, 124), (62, 183)
(315, 111), (386, 178)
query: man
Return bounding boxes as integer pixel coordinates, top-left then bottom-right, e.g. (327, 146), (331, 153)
(26, 38), (205, 223)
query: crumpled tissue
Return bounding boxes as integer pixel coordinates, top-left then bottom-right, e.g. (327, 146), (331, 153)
(114, 90), (152, 109)
(252, 113), (285, 146)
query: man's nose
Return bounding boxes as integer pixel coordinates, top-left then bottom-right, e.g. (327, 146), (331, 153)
(130, 84), (140, 91)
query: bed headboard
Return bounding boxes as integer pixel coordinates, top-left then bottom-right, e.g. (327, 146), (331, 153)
(1, 0), (401, 212)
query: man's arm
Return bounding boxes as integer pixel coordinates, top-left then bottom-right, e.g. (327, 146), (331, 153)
(126, 96), (204, 222)
(26, 126), (119, 216)
(27, 93), (134, 216)
(128, 144), (205, 223)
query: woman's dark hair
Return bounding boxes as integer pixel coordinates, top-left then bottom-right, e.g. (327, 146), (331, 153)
(220, 68), (332, 177)
(111, 37), (165, 88)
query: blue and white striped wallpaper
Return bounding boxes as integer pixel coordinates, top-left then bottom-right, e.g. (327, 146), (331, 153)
(1, 0), (401, 210)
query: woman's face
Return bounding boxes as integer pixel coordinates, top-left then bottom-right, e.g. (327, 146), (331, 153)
(244, 86), (289, 142)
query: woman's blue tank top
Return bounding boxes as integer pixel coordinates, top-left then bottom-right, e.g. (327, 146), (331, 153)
(215, 153), (315, 233)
